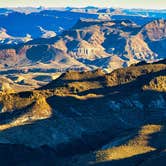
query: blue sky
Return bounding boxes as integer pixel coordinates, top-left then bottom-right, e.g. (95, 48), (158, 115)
(0, 0), (165, 9)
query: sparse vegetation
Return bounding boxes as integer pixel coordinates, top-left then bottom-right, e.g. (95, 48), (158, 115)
(143, 76), (166, 92)
(96, 125), (162, 162)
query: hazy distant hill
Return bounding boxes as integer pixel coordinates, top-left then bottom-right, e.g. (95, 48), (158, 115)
(122, 9), (166, 18)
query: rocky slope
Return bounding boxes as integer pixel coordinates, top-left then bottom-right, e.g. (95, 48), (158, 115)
(0, 28), (32, 45)
(0, 59), (165, 165)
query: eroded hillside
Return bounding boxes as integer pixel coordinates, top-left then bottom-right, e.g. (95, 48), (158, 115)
(0, 60), (165, 165)
(0, 19), (165, 73)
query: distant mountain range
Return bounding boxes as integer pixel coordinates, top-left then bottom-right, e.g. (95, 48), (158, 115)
(0, 7), (165, 45)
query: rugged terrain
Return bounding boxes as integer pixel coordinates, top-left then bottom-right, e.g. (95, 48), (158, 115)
(0, 7), (165, 166)
(1, 7), (165, 44)
(0, 18), (165, 74)
(0, 59), (165, 165)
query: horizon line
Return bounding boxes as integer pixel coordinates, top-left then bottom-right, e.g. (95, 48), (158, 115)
(2, 6), (166, 10)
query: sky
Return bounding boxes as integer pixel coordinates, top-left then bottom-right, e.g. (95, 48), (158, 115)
(0, 0), (165, 9)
